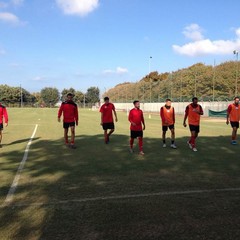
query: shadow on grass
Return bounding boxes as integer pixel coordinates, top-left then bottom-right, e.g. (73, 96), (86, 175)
(0, 134), (240, 239)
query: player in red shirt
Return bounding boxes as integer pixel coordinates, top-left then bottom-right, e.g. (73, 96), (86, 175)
(183, 97), (203, 152)
(0, 101), (8, 148)
(58, 93), (78, 149)
(128, 100), (145, 155)
(100, 97), (118, 144)
(160, 99), (177, 148)
(226, 96), (240, 145)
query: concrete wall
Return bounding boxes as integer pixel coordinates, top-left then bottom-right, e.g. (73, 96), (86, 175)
(113, 101), (231, 116)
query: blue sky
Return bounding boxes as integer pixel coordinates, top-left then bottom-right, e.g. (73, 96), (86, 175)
(0, 0), (240, 94)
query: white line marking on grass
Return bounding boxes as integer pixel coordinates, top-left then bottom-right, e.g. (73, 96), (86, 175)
(2, 187), (240, 208)
(1, 124), (38, 207)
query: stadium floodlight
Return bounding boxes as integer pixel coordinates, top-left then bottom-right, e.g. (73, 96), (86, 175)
(233, 50), (239, 96)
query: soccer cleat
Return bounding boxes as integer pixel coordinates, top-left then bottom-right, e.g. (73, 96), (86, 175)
(192, 147), (198, 152)
(163, 143), (167, 148)
(69, 144), (77, 149)
(171, 144), (177, 149)
(231, 140), (237, 145)
(139, 151), (145, 155)
(129, 148), (134, 153)
(187, 141), (192, 149)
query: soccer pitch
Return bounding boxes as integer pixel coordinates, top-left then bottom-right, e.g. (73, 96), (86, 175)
(0, 108), (240, 240)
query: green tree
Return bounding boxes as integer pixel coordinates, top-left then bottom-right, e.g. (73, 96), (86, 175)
(40, 87), (59, 107)
(85, 87), (100, 105)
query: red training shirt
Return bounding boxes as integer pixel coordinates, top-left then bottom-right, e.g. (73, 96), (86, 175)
(100, 103), (115, 123)
(128, 108), (145, 131)
(0, 104), (8, 124)
(58, 100), (78, 123)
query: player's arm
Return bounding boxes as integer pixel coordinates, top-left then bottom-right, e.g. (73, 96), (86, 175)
(183, 106), (189, 127)
(173, 107), (175, 124)
(57, 104), (63, 122)
(3, 107), (8, 127)
(75, 105), (79, 126)
(196, 105), (204, 115)
(101, 112), (103, 125)
(226, 105), (231, 125)
(113, 106), (118, 122)
(141, 112), (146, 130)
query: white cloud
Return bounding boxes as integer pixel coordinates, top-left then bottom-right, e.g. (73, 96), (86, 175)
(0, 12), (25, 25)
(116, 67), (128, 74)
(0, 48), (6, 55)
(103, 67), (128, 75)
(173, 25), (240, 57)
(32, 76), (46, 81)
(11, 0), (24, 7)
(183, 23), (204, 41)
(56, 0), (99, 16)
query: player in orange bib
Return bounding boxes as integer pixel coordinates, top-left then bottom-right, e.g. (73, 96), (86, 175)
(183, 97), (203, 152)
(226, 96), (240, 145)
(160, 99), (177, 148)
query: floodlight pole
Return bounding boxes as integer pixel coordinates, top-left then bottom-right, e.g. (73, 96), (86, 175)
(212, 59), (216, 101)
(233, 50), (239, 96)
(149, 56), (152, 103)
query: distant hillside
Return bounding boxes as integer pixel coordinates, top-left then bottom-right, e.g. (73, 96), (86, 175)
(104, 61), (239, 102)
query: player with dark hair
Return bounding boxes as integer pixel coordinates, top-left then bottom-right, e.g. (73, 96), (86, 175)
(226, 96), (240, 145)
(100, 97), (118, 144)
(58, 93), (78, 149)
(0, 101), (8, 148)
(183, 97), (203, 152)
(128, 100), (145, 155)
(160, 98), (177, 148)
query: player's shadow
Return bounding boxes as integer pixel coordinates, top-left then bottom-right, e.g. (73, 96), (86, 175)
(7, 137), (40, 146)
(0, 134), (240, 239)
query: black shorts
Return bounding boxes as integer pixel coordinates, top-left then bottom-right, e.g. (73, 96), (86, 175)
(0, 123), (3, 130)
(131, 130), (143, 139)
(230, 121), (239, 129)
(162, 124), (175, 132)
(102, 122), (115, 130)
(63, 122), (75, 129)
(189, 124), (200, 133)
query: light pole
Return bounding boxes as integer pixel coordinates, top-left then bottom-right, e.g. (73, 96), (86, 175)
(212, 59), (216, 101)
(149, 56), (152, 102)
(233, 50), (239, 96)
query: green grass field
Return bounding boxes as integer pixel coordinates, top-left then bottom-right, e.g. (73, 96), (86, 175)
(0, 108), (240, 240)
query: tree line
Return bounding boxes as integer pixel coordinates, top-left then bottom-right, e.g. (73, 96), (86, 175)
(0, 85), (100, 107)
(104, 61), (239, 102)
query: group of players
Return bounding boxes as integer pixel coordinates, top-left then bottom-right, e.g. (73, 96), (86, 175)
(0, 94), (239, 153)
(56, 93), (240, 155)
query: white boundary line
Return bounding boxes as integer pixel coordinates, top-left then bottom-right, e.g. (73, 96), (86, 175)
(1, 124), (38, 207)
(2, 187), (240, 208)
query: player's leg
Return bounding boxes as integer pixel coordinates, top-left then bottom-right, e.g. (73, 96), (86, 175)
(170, 126), (177, 149)
(162, 126), (167, 147)
(231, 126), (237, 144)
(192, 131), (199, 151)
(70, 125), (76, 148)
(102, 123), (109, 144)
(138, 131), (144, 155)
(107, 123), (115, 143)
(0, 128), (2, 148)
(129, 131), (135, 153)
(63, 122), (69, 145)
